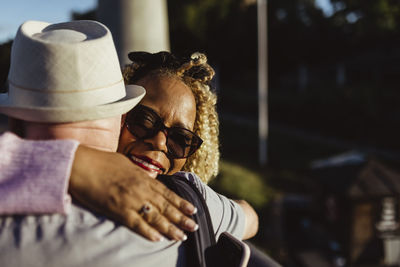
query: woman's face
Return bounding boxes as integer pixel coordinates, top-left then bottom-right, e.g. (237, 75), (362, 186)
(118, 75), (196, 178)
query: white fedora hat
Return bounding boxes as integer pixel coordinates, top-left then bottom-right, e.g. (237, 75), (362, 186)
(0, 20), (145, 123)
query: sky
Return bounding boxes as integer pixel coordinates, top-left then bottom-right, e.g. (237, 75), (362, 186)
(315, 0), (334, 17)
(0, 0), (96, 43)
(0, 0), (334, 44)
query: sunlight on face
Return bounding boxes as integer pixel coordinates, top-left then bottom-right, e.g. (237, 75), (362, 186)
(118, 75), (196, 178)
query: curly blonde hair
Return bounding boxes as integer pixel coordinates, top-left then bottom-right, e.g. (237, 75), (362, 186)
(122, 51), (219, 183)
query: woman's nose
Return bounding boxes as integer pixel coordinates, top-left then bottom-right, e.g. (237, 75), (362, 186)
(145, 130), (168, 153)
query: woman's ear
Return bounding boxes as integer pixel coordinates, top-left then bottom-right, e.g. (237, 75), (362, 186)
(8, 118), (25, 137)
(121, 113), (127, 130)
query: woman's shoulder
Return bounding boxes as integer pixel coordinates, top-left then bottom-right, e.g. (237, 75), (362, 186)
(173, 171), (200, 182)
(173, 171), (205, 194)
(173, 172), (246, 239)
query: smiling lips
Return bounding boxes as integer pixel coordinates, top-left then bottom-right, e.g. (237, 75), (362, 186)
(129, 154), (165, 174)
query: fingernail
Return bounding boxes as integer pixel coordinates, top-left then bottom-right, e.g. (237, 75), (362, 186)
(184, 204), (197, 215)
(185, 220), (198, 231)
(176, 230), (187, 241)
(153, 233), (164, 242)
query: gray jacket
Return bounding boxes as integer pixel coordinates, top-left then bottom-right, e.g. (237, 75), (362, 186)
(0, 172), (245, 267)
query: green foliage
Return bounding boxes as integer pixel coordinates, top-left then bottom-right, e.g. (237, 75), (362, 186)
(71, 10), (97, 21)
(169, 0), (238, 42)
(168, 0), (257, 80)
(209, 160), (273, 209)
(179, 0), (233, 41)
(331, 0), (400, 33)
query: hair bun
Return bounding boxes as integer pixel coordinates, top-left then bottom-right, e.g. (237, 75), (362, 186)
(190, 52), (207, 65)
(128, 52), (153, 65)
(128, 51), (181, 70)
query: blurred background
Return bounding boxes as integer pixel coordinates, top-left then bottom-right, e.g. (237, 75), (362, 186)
(1, 0), (400, 266)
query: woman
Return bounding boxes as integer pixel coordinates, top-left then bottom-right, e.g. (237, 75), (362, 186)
(1, 51), (258, 241)
(120, 51), (218, 183)
(117, 50), (258, 239)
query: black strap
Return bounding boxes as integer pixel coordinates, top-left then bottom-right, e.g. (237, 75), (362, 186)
(157, 174), (216, 267)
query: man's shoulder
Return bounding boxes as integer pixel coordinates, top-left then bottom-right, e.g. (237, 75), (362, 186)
(0, 204), (183, 267)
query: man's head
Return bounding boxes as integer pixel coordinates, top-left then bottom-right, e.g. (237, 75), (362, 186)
(0, 20), (145, 151)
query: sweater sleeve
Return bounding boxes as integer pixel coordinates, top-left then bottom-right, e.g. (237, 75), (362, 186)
(0, 132), (79, 214)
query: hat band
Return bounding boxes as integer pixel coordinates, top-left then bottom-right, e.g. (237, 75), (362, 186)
(8, 79), (124, 94)
(7, 79), (127, 107)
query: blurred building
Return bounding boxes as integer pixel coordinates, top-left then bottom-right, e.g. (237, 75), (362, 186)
(268, 151), (400, 266)
(310, 152), (400, 266)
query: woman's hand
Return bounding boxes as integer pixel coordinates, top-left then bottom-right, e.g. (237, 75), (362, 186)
(69, 145), (198, 242)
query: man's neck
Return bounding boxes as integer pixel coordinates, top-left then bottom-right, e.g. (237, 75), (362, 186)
(22, 116), (122, 152)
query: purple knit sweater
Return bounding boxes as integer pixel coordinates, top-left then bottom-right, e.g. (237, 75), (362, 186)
(0, 132), (79, 214)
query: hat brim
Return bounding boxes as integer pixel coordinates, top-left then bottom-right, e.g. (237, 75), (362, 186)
(0, 85), (145, 123)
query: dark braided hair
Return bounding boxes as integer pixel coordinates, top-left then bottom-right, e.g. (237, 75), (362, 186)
(122, 51), (219, 183)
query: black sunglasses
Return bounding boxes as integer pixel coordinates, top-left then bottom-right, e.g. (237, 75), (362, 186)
(125, 105), (203, 159)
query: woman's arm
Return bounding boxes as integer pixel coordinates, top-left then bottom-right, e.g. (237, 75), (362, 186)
(234, 200), (259, 239)
(0, 132), (198, 241)
(0, 132), (77, 214)
(174, 171), (259, 240)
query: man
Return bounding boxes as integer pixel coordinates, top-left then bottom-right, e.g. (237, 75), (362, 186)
(0, 19), (199, 242)
(0, 20), (246, 267)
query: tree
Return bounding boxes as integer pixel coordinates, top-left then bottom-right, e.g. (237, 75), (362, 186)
(168, 0), (258, 82)
(330, 0), (400, 34)
(0, 41), (12, 93)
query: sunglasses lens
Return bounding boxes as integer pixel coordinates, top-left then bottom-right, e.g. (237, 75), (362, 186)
(126, 105), (203, 159)
(167, 128), (202, 158)
(126, 109), (157, 138)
